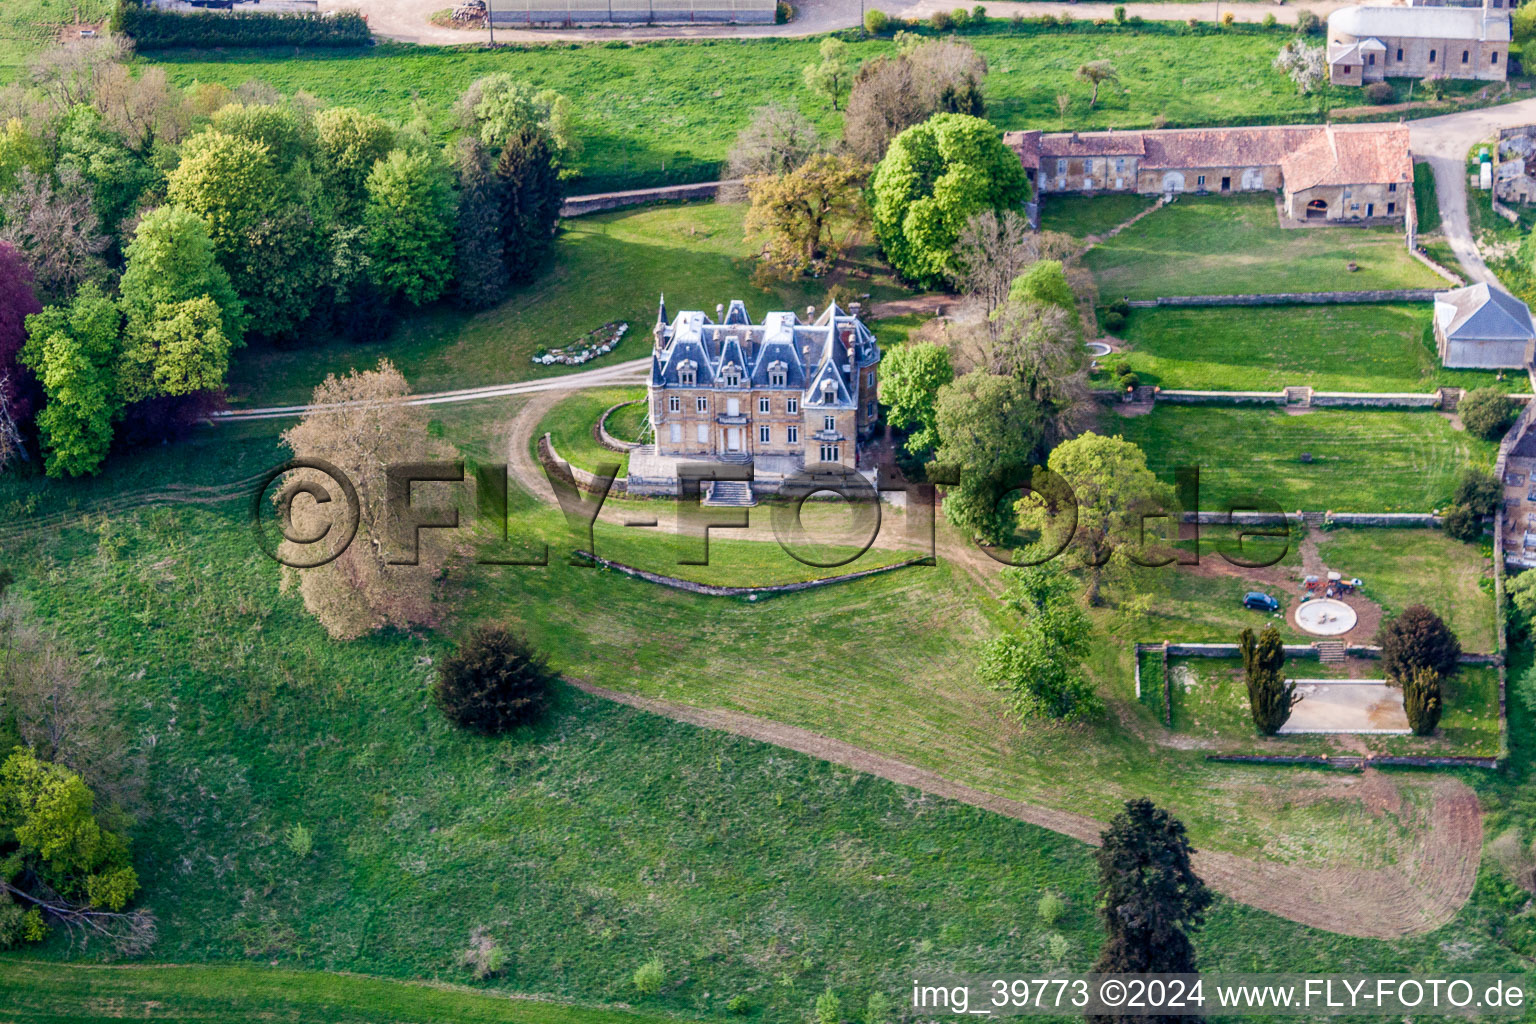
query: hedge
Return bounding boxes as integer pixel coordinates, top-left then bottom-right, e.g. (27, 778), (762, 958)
(112, 0), (371, 49)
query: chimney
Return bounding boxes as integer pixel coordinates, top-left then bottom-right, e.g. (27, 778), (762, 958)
(848, 301), (861, 318)
(1071, 131), (1080, 142)
(716, 303), (725, 320)
(806, 305), (816, 321)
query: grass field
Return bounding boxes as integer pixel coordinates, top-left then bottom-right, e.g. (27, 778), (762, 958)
(1107, 305), (1527, 394)
(1, 408), (1532, 1015)
(0, 0), (110, 77)
(1083, 194), (1446, 300)
(224, 203), (902, 408)
(1413, 161), (1441, 234)
(138, 31), (1367, 193)
(1106, 405), (1498, 512)
(534, 386), (647, 477)
(1039, 194), (1158, 239)
(0, 962), (689, 1024)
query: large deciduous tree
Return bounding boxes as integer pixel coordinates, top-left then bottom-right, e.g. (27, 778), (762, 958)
(934, 370), (1045, 545)
(726, 103), (821, 180)
(843, 39), (988, 163)
(118, 205), (245, 348)
(1018, 432), (1174, 604)
(1076, 60), (1119, 109)
(1090, 799), (1211, 1005)
(744, 153), (867, 279)
(364, 149), (456, 308)
(278, 360), (451, 640)
(1239, 625), (1298, 735)
(314, 106), (397, 222)
(20, 283), (121, 478)
(803, 37), (854, 111)
(455, 74), (577, 166)
(978, 563), (1100, 723)
(0, 167), (110, 304)
(871, 113), (1030, 289)
(880, 341), (953, 459)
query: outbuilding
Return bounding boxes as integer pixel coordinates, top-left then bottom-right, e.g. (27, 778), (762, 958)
(1434, 281), (1536, 369)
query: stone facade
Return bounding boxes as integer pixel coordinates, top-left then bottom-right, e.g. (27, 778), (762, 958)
(1005, 122), (1412, 224)
(631, 298), (881, 496)
(1327, 0), (1510, 85)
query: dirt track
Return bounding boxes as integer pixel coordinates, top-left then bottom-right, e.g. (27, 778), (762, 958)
(572, 678), (1481, 939)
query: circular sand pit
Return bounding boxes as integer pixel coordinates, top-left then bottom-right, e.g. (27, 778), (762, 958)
(1295, 598), (1357, 637)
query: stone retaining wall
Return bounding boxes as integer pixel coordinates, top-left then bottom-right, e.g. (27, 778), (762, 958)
(595, 400), (643, 453)
(1126, 289), (1439, 309)
(561, 180), (738, 217)
(539, 433), (628, 495)
(575, 550), (927, 597)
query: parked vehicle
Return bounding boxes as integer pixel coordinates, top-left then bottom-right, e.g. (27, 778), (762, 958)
(1243, 592), (1280, 612)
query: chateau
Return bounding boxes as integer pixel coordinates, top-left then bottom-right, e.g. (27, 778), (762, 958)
(1006, 122), (1413, 223)
(1327, 0), (1511, 86)
(625, 298), (882, 499)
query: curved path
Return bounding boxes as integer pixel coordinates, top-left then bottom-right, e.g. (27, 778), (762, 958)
(328, 0), (1345, 46)
(1410, 96), (1536, 286)
(573, 679), (1481, 939)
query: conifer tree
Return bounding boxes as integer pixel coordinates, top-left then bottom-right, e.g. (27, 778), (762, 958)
(496, 126), (562, 283)
(1239, 625), (1298, 735)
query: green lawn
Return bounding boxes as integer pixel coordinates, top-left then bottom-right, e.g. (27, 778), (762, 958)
(1107, 405), (1498, 512)
(224, 202), (902, 408)
(0, 0), (110, 77)
(1166, 657), (1502, 757)
(1084, 194), (1446, 300)
(1109, 304), (1528, 394)
(1040, 193), (1158, 240)
(141, 30), (1367, 194)
(0, 963), (690, 1024)
(534, 386), (646, 478)
(1413, 160), (1441, 234)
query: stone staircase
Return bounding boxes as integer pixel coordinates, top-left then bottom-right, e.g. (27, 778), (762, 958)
(1301, 511), (1327, 529)
(1284, 385), (1313, 407)
(703, 480), (756, 507)
(1439, 386), (1465, 412)
(1314, 640), (1347, 665)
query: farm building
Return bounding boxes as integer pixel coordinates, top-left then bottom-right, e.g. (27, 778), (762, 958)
(1326, 0), (1511, 85)
(1434, 281), (1536, 369)
(1005, 123), (1412, 223)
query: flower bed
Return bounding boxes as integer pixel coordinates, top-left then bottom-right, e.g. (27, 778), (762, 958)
(533, 321), (628, 366)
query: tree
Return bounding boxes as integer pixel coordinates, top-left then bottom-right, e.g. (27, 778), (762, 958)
(1459, 386), (1514, 440)
(1375, 604), (1461, 685)
(90, 63), (189, 158)
(455, 75), (577, 165)
(434, 627), (556, 733)
(364, 149), (456, 308)
(0, 167), (110, 304)
(166, 130), (322, 339)
(0, 243), (42, 441)
(1294, 8), (1323, 34)
(53, 104), (161, 245)
(1018, 433), (1175, 604)
(208, 102), (315, 175)
(20, 283), (121, 478)
(1403, 665), (1443, 736)
(864, 8), (889, 33)
(1454, 466), (1501, 517)
(1239, 625), (1298, 735)
(1090, 799), (1212, 998)
(1273, 40), (1328, 95)
(314, 106), (397, 222)
(119, 205), (246, 349)
(1076, 60), (1119, 109)
(1507, 570), (1536, 638)
(934, 371), (1046, 545)
(978, 563), (1101, 722)
(116, 297), (232, 406)
(278, 360), (450, 640)
(953, 210), (1041, 330)
(870, 113), (1030, 289)
(0, 748), (151, 953)
(744, 153), (867, 278)
(0, 119), (48, 193)
(496, 126), (563, 283)
(451, 138), (509, 311)
(881, 341), (953, 458)
(803, 37), (853, 111)
(842, 39), (988, 164)
(1516, 0), (1536, 49)
(1442, 503), (1482, 542)
(726, 103), (821, 180)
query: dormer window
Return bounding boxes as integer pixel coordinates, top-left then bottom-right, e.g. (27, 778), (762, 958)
(768, 360), (787, 388)
(678, 360), (697, 386)
(722, 361), (741, 388)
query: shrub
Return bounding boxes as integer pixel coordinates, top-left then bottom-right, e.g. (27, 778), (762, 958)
(726, 995), (752, 1015)
(1455, 466), (1501, 516)
(1221, 11), (1235, 26)
(434, 627), (555, 733)
(1442, 503), (1482, 542)
(864, 993), (894, 1024)
(776, 0), (791, 23)
(1113, 5), (1126, 22)
(1108, 297), (1130, 316)
(1365, 82), (1395, 104)
(930, 9), (953, 30)
(815, 988), (842, 1024)
(1038, 890), (1065, 926)
(1118, 372), (1139, 390)
(460, 926), (508, 980)
(632, 955), (666, 995)
(863, 8), (889, 33)
(1262, 12), (1276, 27)
(1046, 932), (1071, 964)
(1459, 386), (1515, 440)
(284, 822), (314, 858)
(1102, 310), (1125, 332)
(1403, 665), (1443, 736)
(972, 5), (987, 24)
(950, 7), (971, 28)
(1113, 359), (1132, 376)
(1375, 604), (1461, 683)
(1295, 8), (1322, 34)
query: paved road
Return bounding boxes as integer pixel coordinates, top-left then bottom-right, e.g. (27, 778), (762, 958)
(214, 357), (651, 422)
(328, 0), (1343, 46)
(1409, 97), (1536, 286)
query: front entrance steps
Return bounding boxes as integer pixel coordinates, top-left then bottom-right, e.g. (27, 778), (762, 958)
(703, 480), (756, 507)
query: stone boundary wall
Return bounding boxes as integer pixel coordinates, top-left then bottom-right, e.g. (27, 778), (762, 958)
(595, 400), (643, 453)
(1170, 511), (1441, 527)
(1209, 752), (1499, 769)
(574, 550), (929, 597)
(561, 180), (738, 217)
(1092, 387), (1528, 411)
(1163, 642), (1495, 662)
(1126, 289), (1439, 309)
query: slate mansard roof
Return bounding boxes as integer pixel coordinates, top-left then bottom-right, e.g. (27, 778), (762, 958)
(649, 299), (881, 410)
(1435, 282), (1536, 342)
